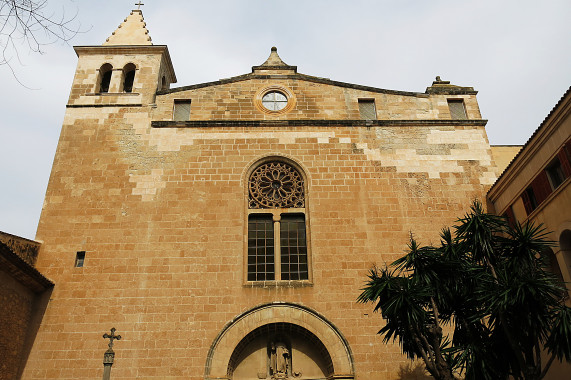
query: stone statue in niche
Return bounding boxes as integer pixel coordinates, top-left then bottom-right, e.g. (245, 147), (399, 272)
(270, 341), (290, 379)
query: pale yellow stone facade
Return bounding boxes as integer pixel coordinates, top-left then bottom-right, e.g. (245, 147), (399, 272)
(490, 145), (522, 175)
(20, 9), (517, 380)
(487, 87), (571, 380)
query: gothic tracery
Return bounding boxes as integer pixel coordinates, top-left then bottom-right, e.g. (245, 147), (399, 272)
(248, 161), (305, 209)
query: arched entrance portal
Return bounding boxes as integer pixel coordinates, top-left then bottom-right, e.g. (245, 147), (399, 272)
(205, 302), (354, 380)
(229, 323), (333, 379)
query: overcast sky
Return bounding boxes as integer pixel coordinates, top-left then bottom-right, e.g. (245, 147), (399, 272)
(1, 0), (570, 240)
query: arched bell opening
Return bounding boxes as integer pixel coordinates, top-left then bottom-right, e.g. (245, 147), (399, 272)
(122, 63), (137, 93)
(227, 322), (333, 380)
(98, 63), (113, 93)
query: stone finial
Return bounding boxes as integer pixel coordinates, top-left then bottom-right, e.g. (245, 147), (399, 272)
(103, 10), (153, 46)
(260, 46), (289, 67)
(433, 75), (451, 85)
(252, 47), (297, 73)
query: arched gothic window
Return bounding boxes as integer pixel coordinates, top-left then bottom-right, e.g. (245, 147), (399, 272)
(246, 160), (310, 282)
(98, 63), (113, 93)
(122, 63), (136, 93)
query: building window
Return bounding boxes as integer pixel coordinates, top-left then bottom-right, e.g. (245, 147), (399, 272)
(546, 157), (565, 190)
(448, 99), (467, 119)
(562, 142), (571, 177)
(262, 91), (288, 111)
(98, 63), (113, 93)
(254, 85), (296, 115)
(503, 205), (516, 228)
(122, 63), (136, 93)
(247, 160), (309, 282)
(247, 214), (275, 281)
(358, 99), (377, 120)
(173, 99), (191, 121)
(75, 251), (86, 267)
(280, 214), (308, 280)
(521, 187), (538, 215)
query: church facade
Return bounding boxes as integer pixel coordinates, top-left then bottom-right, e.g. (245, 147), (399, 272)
(18, 9), (508, 380)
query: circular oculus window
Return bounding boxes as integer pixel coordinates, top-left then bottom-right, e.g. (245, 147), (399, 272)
(254, 85), (296, 115)
(262, 91), (288, 111)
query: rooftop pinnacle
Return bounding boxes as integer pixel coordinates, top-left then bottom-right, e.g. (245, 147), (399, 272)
(104, 9), (152, 46)
(260, 46), (289, 67)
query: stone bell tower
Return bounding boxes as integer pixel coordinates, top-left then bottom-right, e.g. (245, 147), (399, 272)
(67, 9), (176, 107)
(26, 9), (177, 379)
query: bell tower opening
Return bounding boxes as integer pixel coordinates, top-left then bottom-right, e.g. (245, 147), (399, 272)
(228, 323), (333, 380)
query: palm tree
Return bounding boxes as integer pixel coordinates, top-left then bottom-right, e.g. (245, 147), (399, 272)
(358, 201), (571, 380)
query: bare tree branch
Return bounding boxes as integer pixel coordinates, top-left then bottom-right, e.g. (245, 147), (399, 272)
(0, 0), (83, 82)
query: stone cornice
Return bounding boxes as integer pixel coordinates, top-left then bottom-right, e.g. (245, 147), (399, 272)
(152, 119), (488, 128)
(74, 44), (168, 55)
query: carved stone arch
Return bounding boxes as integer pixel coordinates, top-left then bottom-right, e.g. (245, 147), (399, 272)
(205, 302), (355, 380)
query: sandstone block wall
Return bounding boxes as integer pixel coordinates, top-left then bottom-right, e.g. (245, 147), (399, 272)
(28, 123), (494, 379)
(153, 78), (482, 122)
(24, 48), (497, 379)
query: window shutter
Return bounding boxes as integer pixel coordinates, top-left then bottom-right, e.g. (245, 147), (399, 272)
(531, 171), (552, 204)
(559, 147), (571, 178)
(521, 190), (533, 215)
(504, 206), (516, 228)
(358, 100), (377, 120)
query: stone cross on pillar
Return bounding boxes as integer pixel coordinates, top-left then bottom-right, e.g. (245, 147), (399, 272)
(102, 328), (122, 380)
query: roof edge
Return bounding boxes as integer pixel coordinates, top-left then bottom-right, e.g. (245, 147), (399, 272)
(158, 72), (428, 97)
(488, 85), (571, 199)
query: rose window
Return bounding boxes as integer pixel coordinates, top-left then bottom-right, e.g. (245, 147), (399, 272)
(249, 162), (305, 209)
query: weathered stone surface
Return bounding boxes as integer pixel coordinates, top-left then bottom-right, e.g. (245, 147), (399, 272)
(21, 9), (502, 380)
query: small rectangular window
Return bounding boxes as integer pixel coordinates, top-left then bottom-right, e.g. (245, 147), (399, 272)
(448, 99), (467, 119)
(173, 99), (191, 121)
(358, 99), (377, 120)
(75, 251), (86, 268)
